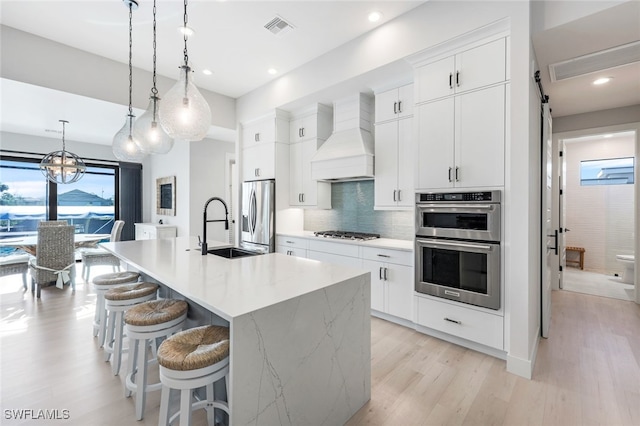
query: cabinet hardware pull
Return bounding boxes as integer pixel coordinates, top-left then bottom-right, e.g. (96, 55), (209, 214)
(455, 167), (459, 182)
(298, 193), (301, 202)
(393, 102), (398, 114)
(398, 190), (401, 201)
(299, 128), (302, 138)
(384, 267), (388, 281)
(377, 254), (390, 258)
(286, 240), (294, 244)
(456, 71), (460, 87)
(379, 267), (383, 280)
(393, 190), (397, 202)
(398, 101), (402, 113)
(301, 127), (305, 137)
(256, 168), (260, 177)
(448, 167), (452, 182)
(301, 193), (305, 202)
(444, 317), (462, 325)
(449, 73), (453, 89)
(287, 250), (292, 256)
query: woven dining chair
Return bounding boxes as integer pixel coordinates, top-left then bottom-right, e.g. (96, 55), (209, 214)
(28, 223), (76, 298)
(81, 220), (125, 282)
(38, 220), (68, 227)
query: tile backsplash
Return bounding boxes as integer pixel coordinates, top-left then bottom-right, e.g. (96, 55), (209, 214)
(304, 181), (414, 240)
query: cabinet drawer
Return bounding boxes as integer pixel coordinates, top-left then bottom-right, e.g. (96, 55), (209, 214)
(361, 246), (413, 266)
(276, 246), (307, 258)
(416, 296), (503, 350)
(276, 236), (309, 249)
(308, 239), (360, 258)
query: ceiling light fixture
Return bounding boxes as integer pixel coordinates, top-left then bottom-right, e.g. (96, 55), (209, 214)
(159, 0), (211, 141)
(133, 0), (174, 155)
(202, 69), (213, 76)
(40, 120), (86, 184)
(112, 0), (146, 162)
(368, 11), (382, 22)
(268, 68), (278, 75)
(593, 77), (612, 85)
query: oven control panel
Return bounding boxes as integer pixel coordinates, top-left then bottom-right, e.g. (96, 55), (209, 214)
(417, 191), (500, 203)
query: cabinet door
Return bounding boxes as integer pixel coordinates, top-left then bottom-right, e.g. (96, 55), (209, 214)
(242, 143), (275, 182)
(300, 139), (319, 206)
(415, 56), (455, 103)
(290, 115), (318, 143)
(396, 118), (413, 207)
(374, 121), (399, 207)
(243, 117), (276, 149)
(416, 98), (455, 190)
(385, 263), (413, 321)
(289, 117), (304, 143)
(455, 38), (506, 94)
(374, 89), (400, 123)
(289, 142), (303, 205)
(397, 84), (414, 119)
(455, 84), (505, 188)
(156, 227), (176, 239)
(362, 259), (385, 312)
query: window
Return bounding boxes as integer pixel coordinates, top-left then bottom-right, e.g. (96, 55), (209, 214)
(580, 157), (635, 186)
(1, 157), (117, 240)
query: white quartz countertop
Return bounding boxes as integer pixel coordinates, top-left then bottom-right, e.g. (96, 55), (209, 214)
(278, 231), (414, 251)
(102, 237), (368, 322)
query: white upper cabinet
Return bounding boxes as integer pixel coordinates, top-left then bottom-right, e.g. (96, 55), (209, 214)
(374, 118), (413, 208)
(288, 104), (332, 209)
(241, 110), (289, 182)
(375, 84), (414, 123)
(415, 38), (506, 103)
(242, 142), (276, 182)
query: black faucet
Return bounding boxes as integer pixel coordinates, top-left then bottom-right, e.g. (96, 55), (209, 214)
(201, 197), (229, 255)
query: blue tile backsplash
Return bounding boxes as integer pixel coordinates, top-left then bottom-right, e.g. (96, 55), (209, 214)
(304, 181), (414, 240)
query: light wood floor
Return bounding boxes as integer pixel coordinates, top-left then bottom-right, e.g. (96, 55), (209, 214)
(1, 270), (639, 426)
(563, 267), (635, 302)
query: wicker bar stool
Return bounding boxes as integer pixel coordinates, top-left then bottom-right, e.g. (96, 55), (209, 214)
(124, 299), (189, 421)
(103, 282), (159, 376)
(157, 325), (230, 426)
(93, 271), (141, 347)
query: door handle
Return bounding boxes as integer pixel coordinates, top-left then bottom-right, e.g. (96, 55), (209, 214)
(456, 71), (460, 87)
(379, 267), (383, 280)
(444, 317), (462, 325)
(398, 190), (401, 201)
(455, 167), (459, 182)
(449, 73), (453, 89)
(393, 190), (397, 202)
(448, 167), (452, 182)
(398, 101), (402, 113)
(547, 229), (558, 255)
(376, 254), (390, 258)
(383, 267), (388, 281)
(393, 102), (398, 114)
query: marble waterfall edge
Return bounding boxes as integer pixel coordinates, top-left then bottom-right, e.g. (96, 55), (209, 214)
(230, 274), (371, 425)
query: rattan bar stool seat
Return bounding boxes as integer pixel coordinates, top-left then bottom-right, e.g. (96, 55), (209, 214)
(123, 299), (189, 421)
(158, 325), (231, 426)
(103, 283), (159, 376)
(92, 271), (140, 347)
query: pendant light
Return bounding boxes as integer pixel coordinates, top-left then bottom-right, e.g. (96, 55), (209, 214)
(40, 120), (86, 184)
(133, 0), (174, 154)
(112, 0), (146, 162)
(159, 0), (211, 141)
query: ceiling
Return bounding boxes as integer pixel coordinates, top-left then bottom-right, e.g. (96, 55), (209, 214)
(532, 1), (640, 118)
(1, 1), (639, 147)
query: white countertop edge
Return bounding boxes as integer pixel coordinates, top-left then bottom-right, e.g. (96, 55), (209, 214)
(277, 231), (414, 251)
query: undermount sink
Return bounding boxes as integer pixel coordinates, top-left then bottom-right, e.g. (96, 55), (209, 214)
(207, 247), (261, 259)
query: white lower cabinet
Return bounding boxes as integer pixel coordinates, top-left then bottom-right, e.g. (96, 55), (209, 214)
(276, 236), (308, 258)
(307, 240), (360, 267)
(415, 296), (504, 350)
(361, 247), (413, 321)
(134, 223), (177, 240)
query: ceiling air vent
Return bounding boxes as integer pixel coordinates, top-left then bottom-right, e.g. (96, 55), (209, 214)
(264, 15), (295, 37)
(549, 40), (640, 82)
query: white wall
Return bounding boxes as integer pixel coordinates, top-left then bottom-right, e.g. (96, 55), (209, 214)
(564, 135), (635, 274)
(530, 0), (628, 33)
(1, 131), (117, 161)
(554, 105), (640, 134)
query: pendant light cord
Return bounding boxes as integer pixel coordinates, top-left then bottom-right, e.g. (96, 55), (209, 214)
(61, 121), (67, 152)
(152, 0), (158, 96)
(128, 2), (134, 133)
(183, 0), (189, 66)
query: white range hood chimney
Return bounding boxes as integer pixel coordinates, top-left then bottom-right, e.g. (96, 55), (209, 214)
(311, 93), (374, 181)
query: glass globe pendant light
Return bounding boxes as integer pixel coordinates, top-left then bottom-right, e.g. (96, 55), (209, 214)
(133, 0), (174, 154)
(40, 120), (86, 184)
(112, 0), (147, 163)
(159, 0), (211, 141)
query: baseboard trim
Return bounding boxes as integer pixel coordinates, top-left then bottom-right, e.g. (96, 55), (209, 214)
(506, 330), (539, 379)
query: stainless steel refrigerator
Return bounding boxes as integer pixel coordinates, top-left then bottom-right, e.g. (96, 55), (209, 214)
(241, 179), (275, 253)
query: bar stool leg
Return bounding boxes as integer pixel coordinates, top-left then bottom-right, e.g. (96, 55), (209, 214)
(179, 389), (192, 426)
(94, 294), (104, 338)
(112, 310), (125, 376)
(104, 310), (116, 362)
(125, 335), (137, 398)
(159, 385), (171, 426)
(135, 337), (149, 421)
(206, 383), (215, 425)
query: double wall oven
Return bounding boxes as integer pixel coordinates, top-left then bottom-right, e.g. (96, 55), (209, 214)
(415, 191), (501, 310)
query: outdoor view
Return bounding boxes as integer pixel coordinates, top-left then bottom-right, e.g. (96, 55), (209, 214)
(0, 159), (116, 248)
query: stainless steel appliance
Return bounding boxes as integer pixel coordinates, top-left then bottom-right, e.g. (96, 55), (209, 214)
(313, 230), (380, 241)
(415, 191), (501, 310)
(241, 179), (275, 253)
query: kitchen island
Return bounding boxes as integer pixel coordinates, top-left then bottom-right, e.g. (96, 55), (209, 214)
(102, 236), (371, 425)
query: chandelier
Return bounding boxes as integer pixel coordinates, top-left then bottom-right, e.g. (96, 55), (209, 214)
(40, 120), (86, 184)
(159, 0), (211, 141)
(112, 0), (146, 162)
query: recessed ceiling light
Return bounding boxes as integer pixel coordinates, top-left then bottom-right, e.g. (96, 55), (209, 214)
(592, 77), (612, 85)
(603, 134), (613, 138)
(202, 69), (213, 76)
(178, 26), (195, 37)
(368, 11), (382, 22)
(268, 68), (278, 75)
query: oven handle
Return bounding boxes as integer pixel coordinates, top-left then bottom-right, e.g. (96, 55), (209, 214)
(416, 238), (494, 252)
(417, 204), (496, 210)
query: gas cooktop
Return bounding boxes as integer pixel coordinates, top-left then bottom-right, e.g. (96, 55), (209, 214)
(313, 230), (380, 241)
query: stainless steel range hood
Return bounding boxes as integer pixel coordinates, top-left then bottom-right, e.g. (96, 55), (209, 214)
(311, 93), (374, 181)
